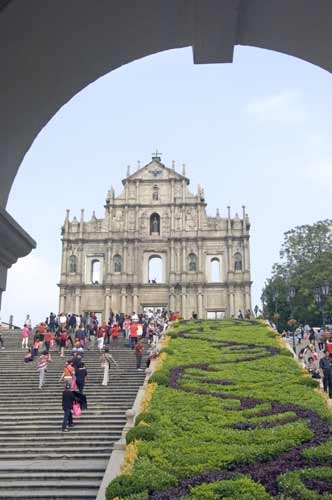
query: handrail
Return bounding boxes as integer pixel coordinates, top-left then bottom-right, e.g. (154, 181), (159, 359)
(1, 320), (21, 330)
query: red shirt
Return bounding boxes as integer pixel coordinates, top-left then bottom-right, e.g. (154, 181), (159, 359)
(44, 332), (51, 342)
(135, 343), (144, 355)
(112, 325), (119, 337)
(60, 331), (68, 341)
(326, 341), (332, 353)
(130, 323), (138, 337)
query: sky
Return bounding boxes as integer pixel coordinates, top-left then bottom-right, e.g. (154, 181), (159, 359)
(2, 45), (332, 325)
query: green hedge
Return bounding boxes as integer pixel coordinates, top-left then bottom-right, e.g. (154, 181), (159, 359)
(106, 320), (331, 500)
(181, 475), (274, 500)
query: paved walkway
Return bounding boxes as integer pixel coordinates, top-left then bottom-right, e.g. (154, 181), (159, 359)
(282, 334), (332, 410)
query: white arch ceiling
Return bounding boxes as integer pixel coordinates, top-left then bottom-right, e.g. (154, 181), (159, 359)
(1, 0), (332, 301)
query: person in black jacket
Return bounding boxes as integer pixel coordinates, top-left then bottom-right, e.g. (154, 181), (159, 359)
(319, 350), (332, 398)
(62, 384), (75, 431)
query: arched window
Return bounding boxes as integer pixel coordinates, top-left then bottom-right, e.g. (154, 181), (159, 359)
(114, 254), (122, 273)
(234, 253), (242, 271)
(150, 213), (160, 234)
(210, 258), (220, 282)
(148, 255), (163, 283)
(188, 253), (197, 272)
(69, 254), (77, 273)
(152, 186), (159, 201)
(91, 259), (101, 283)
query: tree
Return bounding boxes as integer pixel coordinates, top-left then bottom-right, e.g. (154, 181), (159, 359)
(262, 220), (332, 330)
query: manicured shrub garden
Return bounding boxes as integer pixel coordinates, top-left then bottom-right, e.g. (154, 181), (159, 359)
(106, 320), (332, 500)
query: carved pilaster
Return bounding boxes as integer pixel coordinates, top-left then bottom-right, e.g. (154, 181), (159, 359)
(75, 288), (81, 315)
(123, 240), (127, 278)
(181, 285), (187, 319)
(104, 288), (111, 321)
(121, 287), (126, 314)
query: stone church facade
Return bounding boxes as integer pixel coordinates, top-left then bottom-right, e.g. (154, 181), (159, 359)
(58, 156), (252, 320)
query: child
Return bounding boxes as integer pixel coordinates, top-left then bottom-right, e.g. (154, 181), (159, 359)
(24, 348), (33, 363)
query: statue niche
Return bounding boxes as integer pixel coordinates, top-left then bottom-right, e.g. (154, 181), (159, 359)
(150, 213), (160, 235)
(188, 253), (197, 272)
(234, 252), (242, 271)
(69, 255), (77, 273)
(114, 254), (122, 273)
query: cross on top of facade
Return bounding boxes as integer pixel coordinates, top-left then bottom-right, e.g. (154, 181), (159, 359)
(151, 149), (162, 161)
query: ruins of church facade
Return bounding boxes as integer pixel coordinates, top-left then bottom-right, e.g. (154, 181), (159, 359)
(58, 155), (252, 320)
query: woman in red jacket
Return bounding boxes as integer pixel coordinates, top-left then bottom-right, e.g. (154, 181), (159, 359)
(111, 323), (120, 347)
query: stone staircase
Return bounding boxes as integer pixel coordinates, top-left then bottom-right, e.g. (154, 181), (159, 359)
(0, 329), (146, 499)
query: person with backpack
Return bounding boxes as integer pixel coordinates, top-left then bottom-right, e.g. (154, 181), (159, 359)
(60, 329), (68, 357)
(75, 362), (88, 393)
(59, 360), (75, 386)
(100, 347), (118, 386)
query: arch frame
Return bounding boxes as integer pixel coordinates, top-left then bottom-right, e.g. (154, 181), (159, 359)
(206, 254), (223, 283)
(143, 251), (167, 284)
(85, 254), (104, 285)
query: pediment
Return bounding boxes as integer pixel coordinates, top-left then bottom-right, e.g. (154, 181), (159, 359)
(122, 160), (189, 184)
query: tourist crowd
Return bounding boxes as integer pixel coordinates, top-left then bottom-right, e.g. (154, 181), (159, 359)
(281, 325), (332, 399)
(13, 309), (169, 431)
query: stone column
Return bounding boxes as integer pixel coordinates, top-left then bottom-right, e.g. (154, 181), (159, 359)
(198, 240), (203, 279)
(228, 287), (234, 317)
(232, 289), (236, 317)
(196, 204), (201, 231)
(133, 287), (138, 313)
(169, 287), (175, 312)
(75, 288), (81, 315)
(133, 240), (139, 282)
(104, 288), (111, 321)
(76, 243), (83, 282)
(59, 292), (66, 314)
(198, 287), (203, 319)
(244, 237), (250, 272)
(105, 242), (112, 282)
(123, 241), (127, 277)
(181, 286), (186, 318)
(181, 240), (186, 274)
(169, 239), (174, 279)
(245, 284), (251, 312)
(227, 239), (232, 276)
(121, 287), (126, 314)
(61, 241), (68, 280)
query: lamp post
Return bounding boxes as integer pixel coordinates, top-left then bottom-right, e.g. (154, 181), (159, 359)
(286, 286), (296, 353)
(314, 280), (329, 327)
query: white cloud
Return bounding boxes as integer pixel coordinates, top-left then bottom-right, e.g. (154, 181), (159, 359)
(246, 91), (307, 125)
(1, 253), (59, 327)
